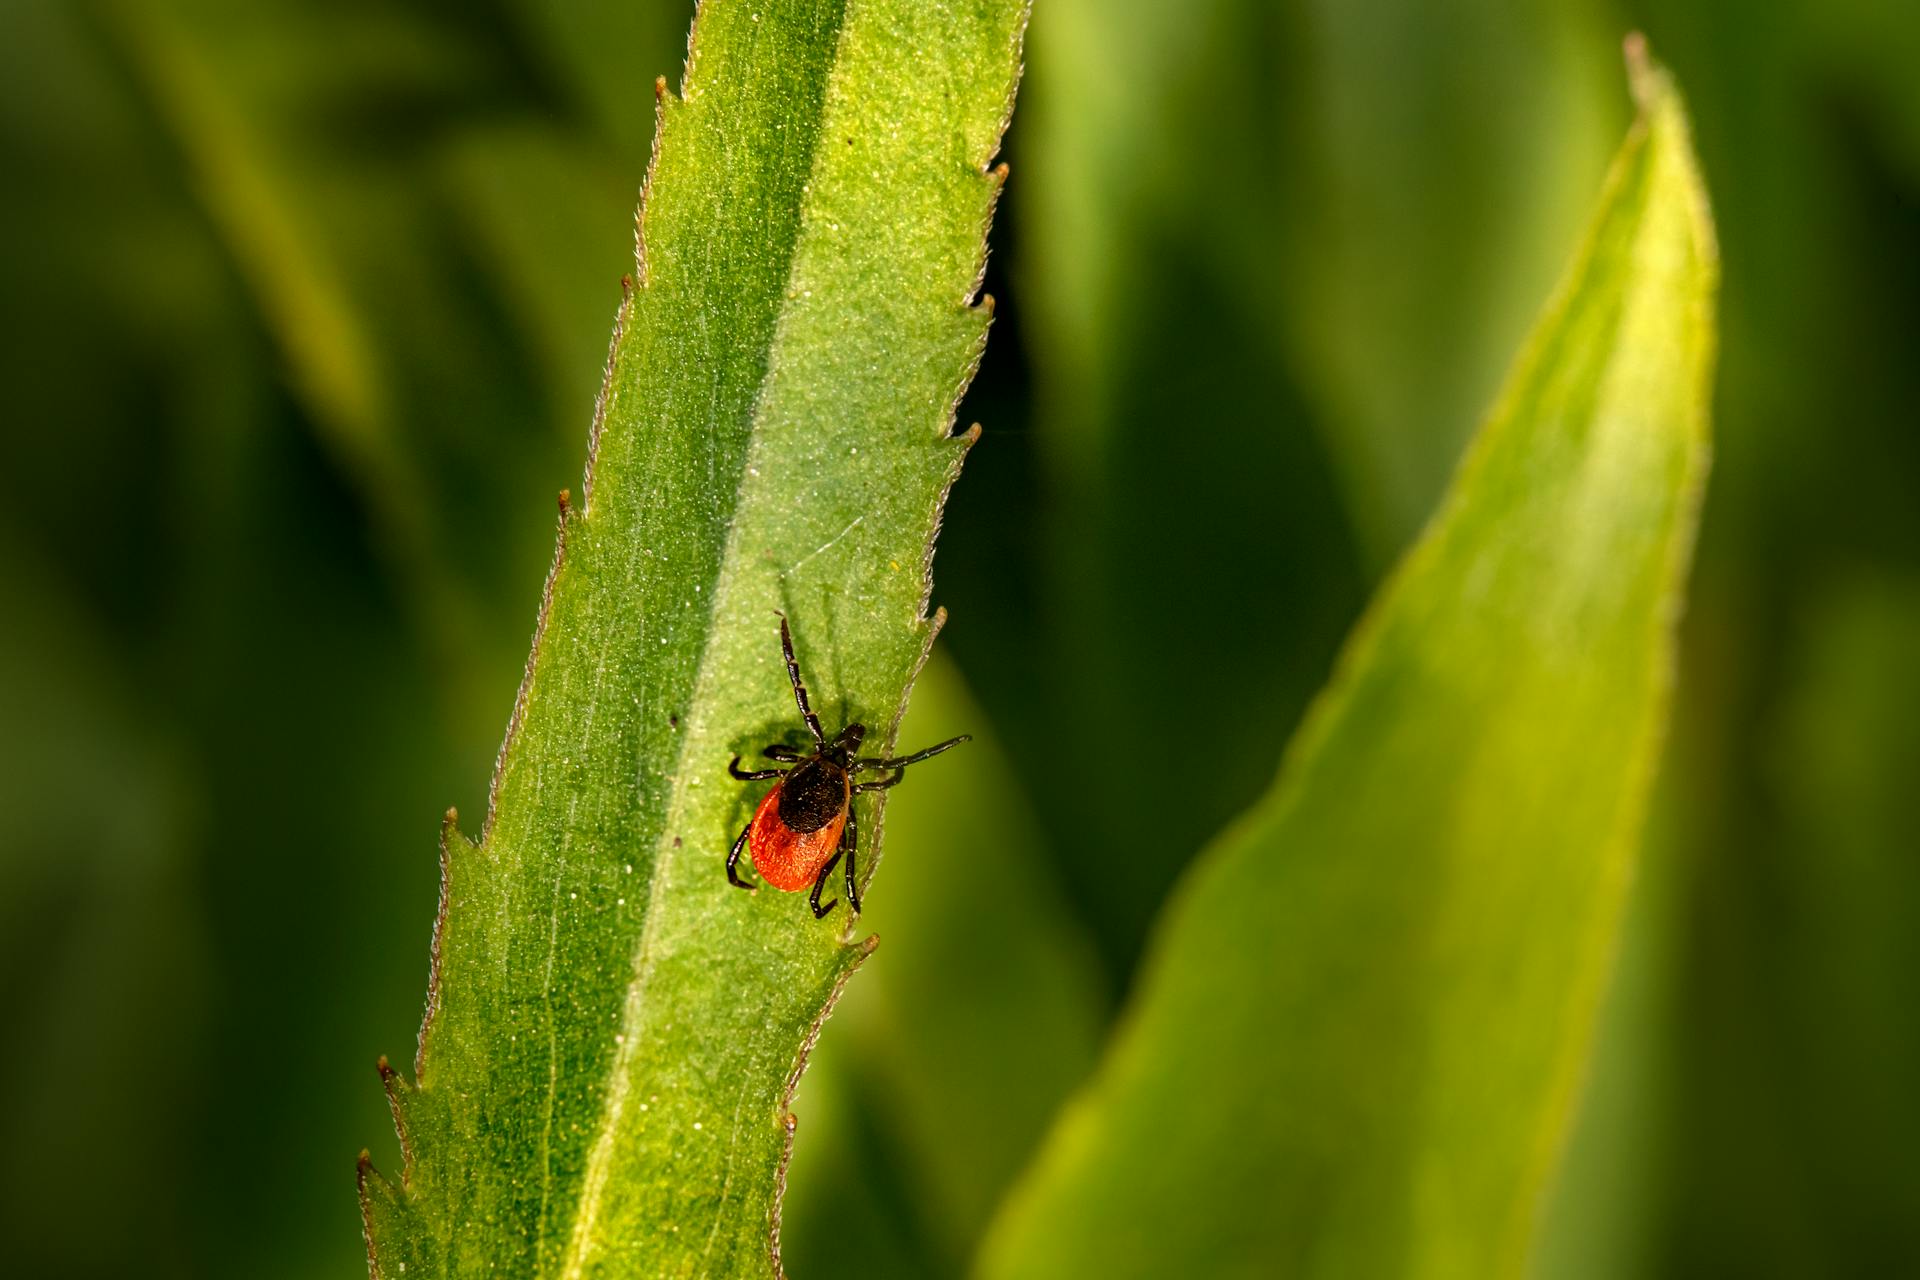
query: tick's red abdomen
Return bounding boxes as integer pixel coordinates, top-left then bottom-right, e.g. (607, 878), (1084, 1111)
(748, 782), (847, 892)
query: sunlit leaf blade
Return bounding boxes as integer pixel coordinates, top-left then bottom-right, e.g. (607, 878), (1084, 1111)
(357, 2), (1027, 1276)
(976, 48), (1715, 1280)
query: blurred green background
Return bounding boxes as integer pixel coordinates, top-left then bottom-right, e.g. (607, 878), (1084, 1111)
(2, 1), (1916, 1276)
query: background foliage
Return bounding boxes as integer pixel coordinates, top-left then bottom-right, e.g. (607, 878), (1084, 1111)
(0, 1), (1915, 1277)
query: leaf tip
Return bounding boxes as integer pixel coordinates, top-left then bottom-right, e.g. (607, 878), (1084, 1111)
(1622, 31), (1666, 111)
(416, 805), (470, 1085)
(1617, 32), (1718, 278)
(355, 1147), (395, 1205)
(357, 1147), (413, 1280)
(654, 74), (668, 102)
(375, 1052), (422, 1172)
(558, 487), (572, 517)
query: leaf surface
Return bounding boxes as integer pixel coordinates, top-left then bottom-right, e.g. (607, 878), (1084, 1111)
(356, 2), (1027, 1276)
(977, 48), (1716, 1280)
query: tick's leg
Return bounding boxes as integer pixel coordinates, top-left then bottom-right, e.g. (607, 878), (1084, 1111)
(777, 612), (826, 747)
(808, 848), (845, 919)
(726, 822), (757, 889)
(729, 755), (785, 781)
(852, 768), (903, 793)
(857, 734), (971, 771)
(763, 744), (807, 763)
(843, 801), (861, 915)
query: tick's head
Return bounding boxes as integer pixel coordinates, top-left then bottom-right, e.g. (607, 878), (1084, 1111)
(827, 722), (866, 764)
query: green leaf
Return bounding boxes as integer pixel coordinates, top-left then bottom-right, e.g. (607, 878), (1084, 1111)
(976, 45), (1716, 1280)
(356, 2), (1027, 1276)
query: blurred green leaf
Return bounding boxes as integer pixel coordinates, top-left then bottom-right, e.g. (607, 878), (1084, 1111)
(998, 0), (1623, 979)
(1653, 575), (1920, 1274)
(1806, 0), (1920, 184)
(782, 654), (1105, 1278)
(92, 0), (556, 720)
(499, 0), (686, 158)
(355, 2), (1026, 1276)
(0, 538), (207, 1278)
(1759, 578), (1920, 1257)
(94, 0), (492, 518)
(1275, 0), (1623, 557)
(1003, 0), (1366, 974)
(437, 125), (637, 433)
(977, 50), (1716, 1280)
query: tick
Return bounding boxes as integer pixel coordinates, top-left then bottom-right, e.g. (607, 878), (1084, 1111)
(727, 614), (969, 918)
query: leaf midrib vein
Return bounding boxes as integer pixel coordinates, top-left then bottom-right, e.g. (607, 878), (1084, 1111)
(555, 5), (856, 1273)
